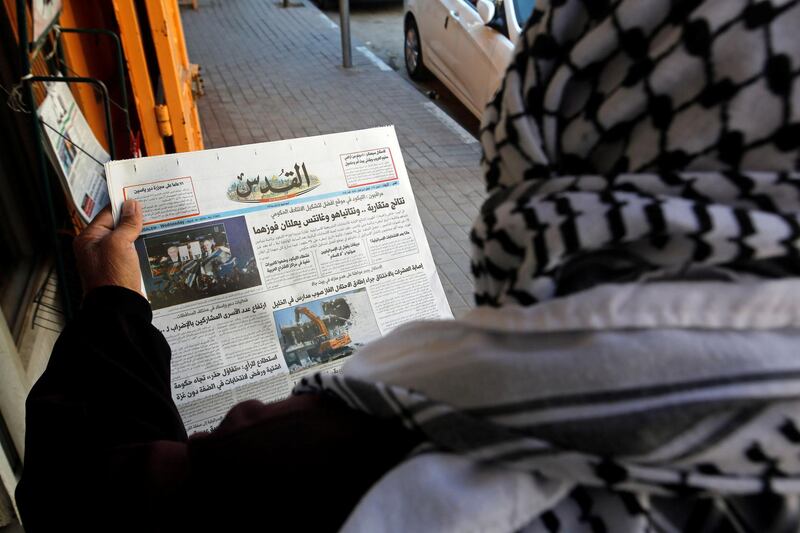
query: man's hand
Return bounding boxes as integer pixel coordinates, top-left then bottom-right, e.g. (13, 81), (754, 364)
(74, 200), (144, 296)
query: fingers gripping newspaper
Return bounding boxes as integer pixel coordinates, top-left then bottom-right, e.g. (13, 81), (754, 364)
(106, 127), (452, 434)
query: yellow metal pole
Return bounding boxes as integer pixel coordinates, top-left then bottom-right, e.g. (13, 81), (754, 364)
(111, 0), (166, 156)
(145, 0), (204, 152)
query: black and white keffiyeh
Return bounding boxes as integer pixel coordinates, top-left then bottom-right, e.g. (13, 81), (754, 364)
(474, 0), (800, 306)
(295, 1), (800, 531)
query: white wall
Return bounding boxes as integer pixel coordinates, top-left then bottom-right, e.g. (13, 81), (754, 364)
(0, 314), (29, 523)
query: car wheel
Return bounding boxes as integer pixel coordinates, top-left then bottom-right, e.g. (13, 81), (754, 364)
(405, 17), (429, 81)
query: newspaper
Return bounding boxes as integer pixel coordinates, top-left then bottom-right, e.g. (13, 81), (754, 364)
(38, 82), (110, 224)
(31, 0), (62, 44)
(105, 126), (452, 434)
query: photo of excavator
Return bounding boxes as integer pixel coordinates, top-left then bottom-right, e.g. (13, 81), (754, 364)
(279, 299), (354, 372)
(274, 288), (381, 374)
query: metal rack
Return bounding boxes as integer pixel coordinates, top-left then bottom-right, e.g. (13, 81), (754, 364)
(15, 0), (132, 319)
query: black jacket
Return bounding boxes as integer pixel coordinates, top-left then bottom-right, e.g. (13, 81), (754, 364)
(16, 287), (418, 532)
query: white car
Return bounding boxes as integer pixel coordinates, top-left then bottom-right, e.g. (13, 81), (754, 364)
(404, 0), (536, 118)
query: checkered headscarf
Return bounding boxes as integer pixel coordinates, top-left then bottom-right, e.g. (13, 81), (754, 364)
(299, 2), (800, 531)
(475, 0), (800, 306)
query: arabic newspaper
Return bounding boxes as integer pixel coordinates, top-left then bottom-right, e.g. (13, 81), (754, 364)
(38, 82), (110, 224)
(105, 126), (453, 434)
(32, 0), (62, 44)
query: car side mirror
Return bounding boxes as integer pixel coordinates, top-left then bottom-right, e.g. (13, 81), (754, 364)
(477, 0), (496, 25)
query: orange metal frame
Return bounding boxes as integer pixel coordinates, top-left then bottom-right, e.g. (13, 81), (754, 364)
(111, 0), (165, 156)
(58, 4), (112, 152)
(5, 0), (203, 158)
(145, 0), (203, 152)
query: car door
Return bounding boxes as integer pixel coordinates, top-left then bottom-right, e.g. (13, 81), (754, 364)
(418, 0), (465, 89)
(449, 0), (504, 114)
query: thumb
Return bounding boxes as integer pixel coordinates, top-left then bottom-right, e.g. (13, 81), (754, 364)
(115, 199), (143, 243)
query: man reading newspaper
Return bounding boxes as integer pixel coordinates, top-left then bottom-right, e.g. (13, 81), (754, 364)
(16, 1), (800, 532)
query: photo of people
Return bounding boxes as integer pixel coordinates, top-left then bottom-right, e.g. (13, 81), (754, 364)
(274, 288), (380, 374)
(136, 216), (261, 310)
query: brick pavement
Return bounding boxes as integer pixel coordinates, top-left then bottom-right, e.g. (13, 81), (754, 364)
(181, 0), (487, 317)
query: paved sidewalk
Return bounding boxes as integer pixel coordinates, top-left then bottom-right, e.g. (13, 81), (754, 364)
(181, 0), (486, 317)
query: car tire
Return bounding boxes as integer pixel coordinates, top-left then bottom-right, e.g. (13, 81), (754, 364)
(405, 17), (429, 81)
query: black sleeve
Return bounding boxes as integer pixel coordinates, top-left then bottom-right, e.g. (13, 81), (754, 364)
(15, 286), (419, 532)
(15, 286), (188, 531)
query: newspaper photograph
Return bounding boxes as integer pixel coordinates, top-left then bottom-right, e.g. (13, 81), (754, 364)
(135, 216), (261, 310)
(105, 126), (452, 434)
(38, 82), (110, 223)
(275, 288), (380, 374)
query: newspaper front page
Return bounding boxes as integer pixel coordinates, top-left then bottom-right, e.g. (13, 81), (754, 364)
(106, 127), (452, 434)
(38, 82), (110, 223)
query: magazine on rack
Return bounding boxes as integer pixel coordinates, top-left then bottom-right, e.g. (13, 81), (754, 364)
(38, 82), (110, 225)
(105, 126), (452, 434)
